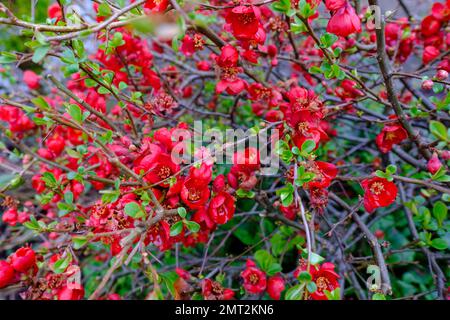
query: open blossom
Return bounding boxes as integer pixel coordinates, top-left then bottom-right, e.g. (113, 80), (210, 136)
(202, 279), (235, 300)
(241, 259), (267, 294)
(423, 46), (440, 64)
(225, 5), (261, 40)
(326, 3), (361, 37)
(0, 261), (15, 288)
(375, 119), (408, 153)
(361, 177), (398, 213)
(215, 45), (247, 95)
(57, 282), (85, 300)
(309, 262), (340, 300)
(208, 191), (235, 224)
(143, 0), (169, 12)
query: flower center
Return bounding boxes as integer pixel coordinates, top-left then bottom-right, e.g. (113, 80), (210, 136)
(249, 273), (259, 285)
(385, 132), (396, 141)
(158, 166), (171, 179)
(316, 276), (329, 292)
(370, 182), (384, 195)
(188, 188), (201, 201)
(238, 13), (255, 25)
(297, 122), (309, 132)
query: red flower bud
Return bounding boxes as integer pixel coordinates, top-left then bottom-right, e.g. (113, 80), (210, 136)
(428, 154), (442, 175)
(0, 261), (15, 288)
(10, 247), (36, 273)
(267, 275), (285, 300)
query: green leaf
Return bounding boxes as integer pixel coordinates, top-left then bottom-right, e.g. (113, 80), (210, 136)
(185, 220), (200, 233)
(177, 207), (187, 218)
(320, 33), (338, 48)
(42, 172), (58, 188)
(433, 201), (447, 228)
(301, 139), (316, 155)
(372, 293), (386, 300)
(67, 104), (82, 123)
(430, 238), (448, 250)
(297, 271), (312, 283)
(31, 96), (51, 111)
(298, 0), (315, 18)
(0, 51), (17, 64)
(429, 120), (448, 141)
(124, 202), (145, 219)
(73, 236), (88, 250)
(32, 46), (50, 63)
(306, 281), (317, 293)
(285, 284), (304, 300)
(254, 249), (282, 276)
(23, 215), (41, 231)
(52, 255), (72, 274)
(64, 191), (73, 205)
(170, 221), (183, 236)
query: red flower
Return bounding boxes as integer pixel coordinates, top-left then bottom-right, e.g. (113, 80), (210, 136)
(225, 5), (261, 40)
(267, 275), (285, 300)
(0, 261), (15, 289)
(2, 207), (18, 226)
(216, 45), (247, 95)
(325, 0), (347, 11)
(48, 3), (63, 21)
(10, 247), (36, 273)
(143, 0), (169, 12)
(23, 70), (40, 90)
(134, 144), (180, 186)
(233, 147), (260, 172)
(208, 191), (235, 225)
(181, 178), (211, 210)
(361, 177), (398, 213)
(202, 279), (235, 300)
(375, 121), (408, 153)
(309, 262), (340, 300)
(421, 15), (442, 36)
(306, 161), (338, 189)
(57, 282), (85, 300)
(428, 153), (442, 175)
(326, 3), (361, 37)
(241, 260), (267, 294)
(423, 46), (440, 64)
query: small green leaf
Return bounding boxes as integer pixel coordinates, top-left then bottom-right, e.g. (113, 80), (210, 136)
(170, 221), (183, 236)
(124, 202), (145, 219)
(177, 207), (187, 218)
(429, 121), (448, 141)
(185, 220), (200, 233)
(430, 238), (448, 250)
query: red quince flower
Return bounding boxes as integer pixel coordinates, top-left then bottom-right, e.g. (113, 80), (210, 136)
(326, 3), (361, 37)
(375, 120), (408, 153)
(241, 259), (267, 294)
(325, 0), (347, 11)
(423, 46), (440, 64)
(267, 275), (285, 300)
(202, 279), (235, 300)
(57, 282), (85, 300)
(2, 207), (18, 226)
(208, 191), (235, 225)
(143, 0), (169, 12)
(0, 261), (15, 288)
(361, 177), (398, 213)
(181, 178), (211, 210)
(10, 247), (36, 273)
(23, 70), (40, 90)
(428, 153), (443, 175)
(225, 5), (261, 40)
(309, 262), (340, 300)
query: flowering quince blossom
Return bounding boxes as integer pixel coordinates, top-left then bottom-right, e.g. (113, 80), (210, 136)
(215, 45), (247, 95)
(361, 177), (398, 213)
(326, 2), (361, 37)
(241, 259), (267, 294)
(0, 0), (447, 302)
